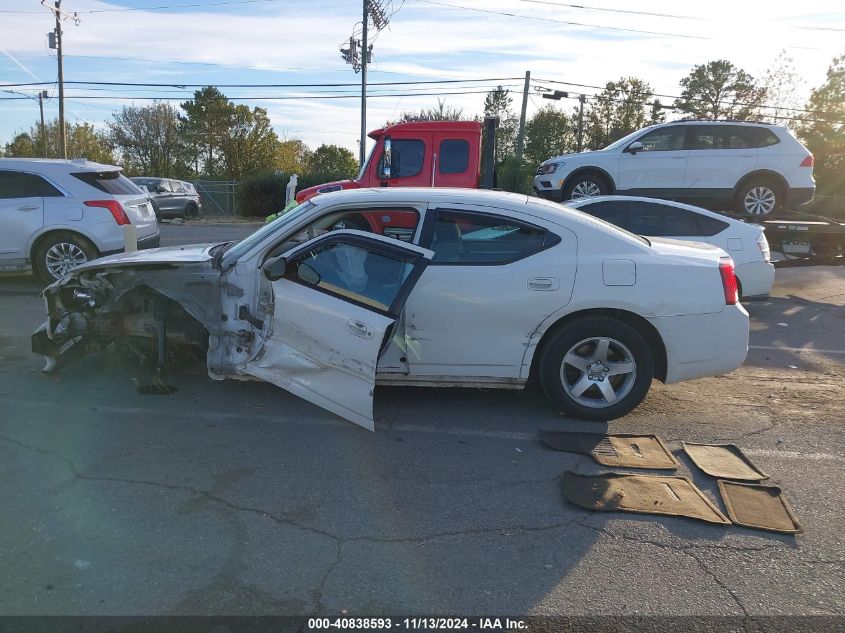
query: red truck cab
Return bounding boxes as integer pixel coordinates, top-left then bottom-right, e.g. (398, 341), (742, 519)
(295, 120), (482, 204)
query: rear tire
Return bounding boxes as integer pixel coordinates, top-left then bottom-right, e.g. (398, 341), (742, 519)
(33, 232), (99, 283)
(735, 180), (782, 215)
(562, 172), (608, 201)
(539, 317), (654, 421)
(184, 202), (199, 219)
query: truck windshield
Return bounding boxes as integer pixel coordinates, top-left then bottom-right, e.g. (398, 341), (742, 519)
(221, 200), (315, 267)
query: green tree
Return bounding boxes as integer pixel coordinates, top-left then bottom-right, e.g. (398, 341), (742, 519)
(179, 86), (235, 177)
(674, 60), (766, 120)
(3, 119), (113, 162)
(523, 104), (575, 166)
(110, 102), (188, 177)
(483, 86), (517, 162)
(583, 77), (656, 149)
(219, 104), (279, 179)
(274, 139), (312, 176)
(798, 54), (845, 196)
(308, 144), (358, 182)
(760, 50), (804, 128)
(3, 132), (37, 157)
(397, 98), (464, 123)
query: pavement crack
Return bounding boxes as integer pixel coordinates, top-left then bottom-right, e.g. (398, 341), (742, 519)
(313, 540), (343, 613)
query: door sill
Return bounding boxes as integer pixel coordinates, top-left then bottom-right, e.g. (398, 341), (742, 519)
(375, 374), (525, 389)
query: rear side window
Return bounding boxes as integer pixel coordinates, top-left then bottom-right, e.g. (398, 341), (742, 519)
(688, 125), (750, 150)
(694, 214), (730, 236)
(439, 139), (469, 174)
(426, 209), (559, 264)
(741, 127), (781, 148)
(0, 170), (63, 198)
(577, 201), (629, 230)
(72, 171), (143, 195)
(628, 201), (702, 237)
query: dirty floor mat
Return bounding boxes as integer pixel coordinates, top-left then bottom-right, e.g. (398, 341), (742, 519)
(682, 442), (769, 481)
(718, 480), (803, 534)
(539, 431), (679, 469)
(563, 471), (731, 525)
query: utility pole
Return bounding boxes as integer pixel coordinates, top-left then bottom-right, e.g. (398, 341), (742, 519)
(514, 70), (530, 162)
(53, 1), (67, 158)
(576, 93), (586, 153)
(38, 91), (47, 157)
(359, 0), (368, 167)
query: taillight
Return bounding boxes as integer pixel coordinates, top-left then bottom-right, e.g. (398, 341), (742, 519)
(719, 258), (738, 305)
(800, 155), (814, 167)
(84, 200), (130, 225)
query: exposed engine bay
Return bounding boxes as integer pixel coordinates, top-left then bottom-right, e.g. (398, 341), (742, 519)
(32, 264), (229, 379)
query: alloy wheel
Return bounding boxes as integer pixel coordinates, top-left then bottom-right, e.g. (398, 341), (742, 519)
(45, 242), (88, 278)
(743, 186), (776, 215)
(570, 180), (602, 199)
(559, 336), (637, 408)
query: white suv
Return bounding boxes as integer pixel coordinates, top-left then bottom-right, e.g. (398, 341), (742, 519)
(534, 121), (815, 215)
(0, 158), (160, 282)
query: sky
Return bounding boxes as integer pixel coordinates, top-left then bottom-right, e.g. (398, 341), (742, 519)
(0, 0), (843, 159)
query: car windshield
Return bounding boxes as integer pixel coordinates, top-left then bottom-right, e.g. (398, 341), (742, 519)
(601, 127), (652, 151)
(221, 200), (315, 266)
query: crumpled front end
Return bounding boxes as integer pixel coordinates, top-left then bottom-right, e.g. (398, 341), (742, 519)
(32, 263), (222, 375)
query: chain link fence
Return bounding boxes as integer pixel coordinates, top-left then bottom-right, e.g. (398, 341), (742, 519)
(191, 180), (240, 217)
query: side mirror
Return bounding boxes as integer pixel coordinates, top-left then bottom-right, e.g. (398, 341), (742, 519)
(381, 136), (392, 181)
(625, 141), (644, 155)
(262, 255), (287, 281)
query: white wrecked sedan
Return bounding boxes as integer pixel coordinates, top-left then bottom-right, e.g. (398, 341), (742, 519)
(32, 188), (749, 429)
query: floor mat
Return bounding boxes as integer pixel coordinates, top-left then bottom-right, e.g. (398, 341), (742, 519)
(539, 431), (679, 469)
(718, 480), (803, 534)
(563, 471), (730, 525)
(681, 442), (769, 481)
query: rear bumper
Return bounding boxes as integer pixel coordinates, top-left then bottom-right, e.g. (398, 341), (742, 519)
(735, 260), (775, 300)
(101, 232), (160, 257)
(788, 187), (815, 207)
(651, 304), (749, 384)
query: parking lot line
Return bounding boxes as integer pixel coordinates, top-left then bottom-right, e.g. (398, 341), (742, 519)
(749, 345), (845, 355)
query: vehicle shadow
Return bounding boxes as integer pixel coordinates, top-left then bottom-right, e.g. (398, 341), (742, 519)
(0, 273), (45, 297)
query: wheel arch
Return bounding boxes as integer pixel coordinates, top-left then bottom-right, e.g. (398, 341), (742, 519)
(526, 307), (667, 383)
(29, 227), (100, 264)
(733, 170), (789, 201)
(562, 167), (617, 196)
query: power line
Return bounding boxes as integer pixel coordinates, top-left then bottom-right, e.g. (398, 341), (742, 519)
(0, 89), (512, 101)
(515, 0), (702, 20)
(532, 77), (830, 116)
(0, 0), (286, 13)
(415, 0), (712, 39)
(0, 77), (523, 89)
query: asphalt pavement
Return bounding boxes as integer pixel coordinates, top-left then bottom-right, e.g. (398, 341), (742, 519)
(0, 222), (843, 623)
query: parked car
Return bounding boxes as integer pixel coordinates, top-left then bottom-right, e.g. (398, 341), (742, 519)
(0, 158), (160, 282)
(130, 177), (202, 220)
(567, 196), (775, 300)
(533, 120), (815, 215)
(32, 188), (748, 428)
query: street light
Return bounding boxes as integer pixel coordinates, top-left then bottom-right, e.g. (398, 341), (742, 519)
(4, 89), (50, 157)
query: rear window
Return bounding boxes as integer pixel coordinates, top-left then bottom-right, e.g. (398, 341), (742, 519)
(72, 171), (143, 195)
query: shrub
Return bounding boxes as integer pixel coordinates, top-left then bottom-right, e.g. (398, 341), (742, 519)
(496, 156), (534, 195)
(236, 171), (287, 217)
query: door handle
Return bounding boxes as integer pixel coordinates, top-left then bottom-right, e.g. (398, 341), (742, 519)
(17, 205), (39, 211)
(347, 319), (374, 340)
(528, 277), (559, 291)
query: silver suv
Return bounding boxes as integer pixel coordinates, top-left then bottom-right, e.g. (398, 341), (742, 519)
(534, 120), (815, 215)
(0, 158), (160, 282)
(130, 177), (202, 220)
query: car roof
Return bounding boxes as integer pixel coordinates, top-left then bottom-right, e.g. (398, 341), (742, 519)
(0, 157), (122, 172)
(310, 187), (650, 238)
(566, 195), (755, 228)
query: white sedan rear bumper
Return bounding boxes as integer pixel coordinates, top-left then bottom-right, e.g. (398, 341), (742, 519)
(651, 304), (749, 384)
(735, 260), (775, 300)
